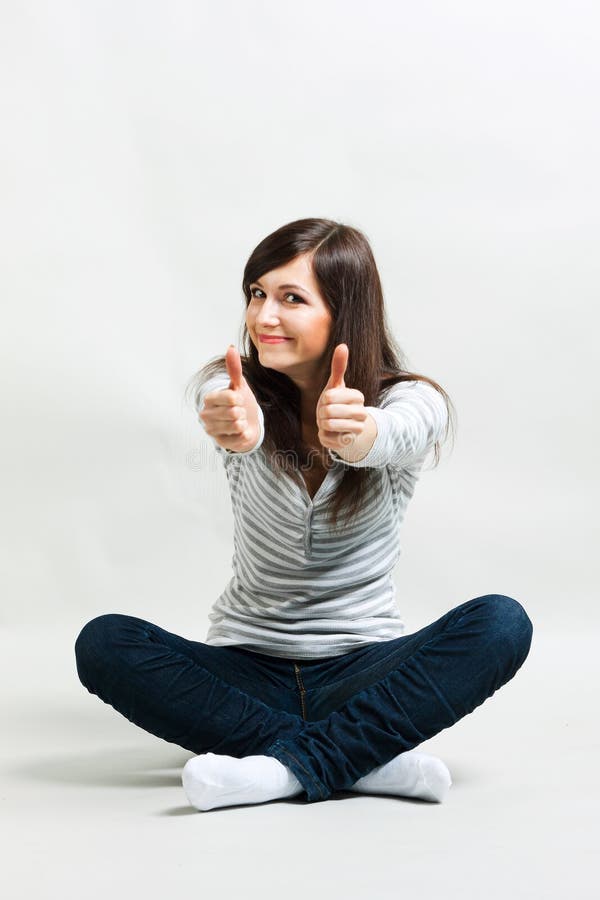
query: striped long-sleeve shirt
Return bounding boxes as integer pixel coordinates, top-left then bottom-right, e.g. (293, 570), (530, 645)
(196, 369), (448, 659)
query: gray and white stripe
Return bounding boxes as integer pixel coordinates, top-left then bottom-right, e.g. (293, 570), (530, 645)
(195, 369), (448, 659)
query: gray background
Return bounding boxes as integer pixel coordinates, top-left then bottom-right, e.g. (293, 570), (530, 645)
(1, 0), (598, 634)
(1, 2), (598, 898)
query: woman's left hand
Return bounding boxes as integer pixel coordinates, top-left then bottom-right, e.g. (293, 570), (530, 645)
(316, 344), (372, 455)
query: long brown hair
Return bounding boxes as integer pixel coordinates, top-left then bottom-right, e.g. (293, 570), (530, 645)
(185, 217), (456, 530)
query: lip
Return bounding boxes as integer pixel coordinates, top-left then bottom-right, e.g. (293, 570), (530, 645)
(258, 334), (293, 343)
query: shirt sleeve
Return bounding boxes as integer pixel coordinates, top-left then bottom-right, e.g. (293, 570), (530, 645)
(195, 370), (265, 456)
(327, 380), (448, 470)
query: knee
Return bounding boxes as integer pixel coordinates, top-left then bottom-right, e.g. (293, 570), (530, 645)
(477, 594), (534, 668)
(74, 613), (128, 689)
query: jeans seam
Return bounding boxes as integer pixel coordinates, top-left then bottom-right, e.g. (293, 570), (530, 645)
(319, 603), (473, 693)
(316, 618), (462, 704)
(304, 615), (480, 729)
(272, 741), (328, 800)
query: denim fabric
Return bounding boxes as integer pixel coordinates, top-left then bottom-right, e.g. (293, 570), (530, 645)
(75, 594), (533, 803)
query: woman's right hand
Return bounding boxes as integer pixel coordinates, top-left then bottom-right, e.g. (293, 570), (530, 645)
(199, 346), (262, 452)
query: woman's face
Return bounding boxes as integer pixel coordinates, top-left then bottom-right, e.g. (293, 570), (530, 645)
(246, 253), (333, 390)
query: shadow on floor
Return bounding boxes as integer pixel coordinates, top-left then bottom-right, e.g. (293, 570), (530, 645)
(8, 744), (192, 788)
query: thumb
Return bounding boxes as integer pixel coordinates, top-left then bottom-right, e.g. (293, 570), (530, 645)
(225, 344), (243, 391)
(327, 343), (349, 389)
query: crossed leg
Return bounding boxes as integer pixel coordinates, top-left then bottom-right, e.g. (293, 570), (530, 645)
(75, 594), (532, 809)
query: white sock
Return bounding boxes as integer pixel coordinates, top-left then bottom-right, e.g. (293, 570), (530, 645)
(349, 750), (452, 802)
(182, 752), (304, 811)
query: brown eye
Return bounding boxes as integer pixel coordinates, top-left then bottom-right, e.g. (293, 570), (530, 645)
(249, 287), (304, 304)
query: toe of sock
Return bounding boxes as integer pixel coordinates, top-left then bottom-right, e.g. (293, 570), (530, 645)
(182, 762), (208, 811)
(418, 758), (452, 802)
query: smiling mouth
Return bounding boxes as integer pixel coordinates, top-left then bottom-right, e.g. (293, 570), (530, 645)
(258, 335), (293, 343)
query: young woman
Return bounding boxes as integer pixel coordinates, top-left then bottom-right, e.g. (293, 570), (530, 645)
(75, 218), (533, 812)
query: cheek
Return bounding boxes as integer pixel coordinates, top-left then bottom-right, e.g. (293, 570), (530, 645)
(319, 317), (333, 344)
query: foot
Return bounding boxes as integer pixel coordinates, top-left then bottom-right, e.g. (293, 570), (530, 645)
(349, 750), (452, 802)
(182, 752), (304, 812)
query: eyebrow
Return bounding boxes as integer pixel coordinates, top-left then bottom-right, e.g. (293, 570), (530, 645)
(252, 279), (312, 296)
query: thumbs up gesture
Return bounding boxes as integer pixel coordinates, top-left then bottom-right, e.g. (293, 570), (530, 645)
(199, 345), (262, 453)
(315, 344), (370, 454)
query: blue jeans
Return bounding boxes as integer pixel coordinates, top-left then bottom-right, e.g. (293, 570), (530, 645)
(74, 594), (533, 803)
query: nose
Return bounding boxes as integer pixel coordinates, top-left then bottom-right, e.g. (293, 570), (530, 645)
(254, 296), (281, 327)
